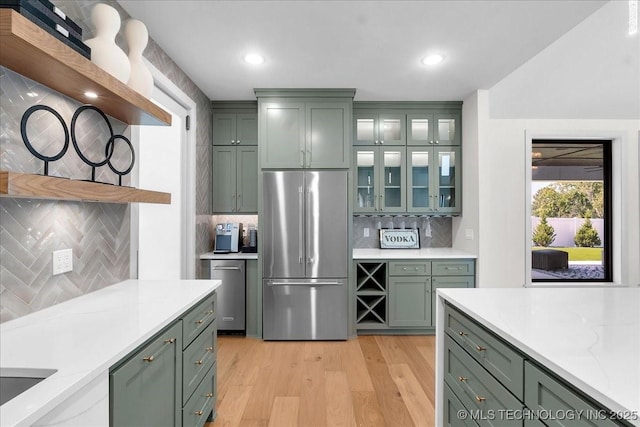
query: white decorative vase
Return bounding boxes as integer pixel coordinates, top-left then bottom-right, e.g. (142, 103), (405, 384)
(125, 19), (153, 97)
(84, 3), (130, 83)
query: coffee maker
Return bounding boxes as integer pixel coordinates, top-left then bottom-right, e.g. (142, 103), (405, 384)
(214, 223), (243, 253)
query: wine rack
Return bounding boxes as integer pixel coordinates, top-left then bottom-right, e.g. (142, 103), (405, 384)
(355, 262), (387, 328)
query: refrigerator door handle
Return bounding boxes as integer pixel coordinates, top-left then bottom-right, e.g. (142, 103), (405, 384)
(266, 281), (343, 287)
(298, 186), (304, 264)
(306, 185), (312, 266)
(211, 266), (243, 271)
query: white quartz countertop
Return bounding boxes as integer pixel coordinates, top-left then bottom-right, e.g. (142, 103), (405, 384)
(0, 279), (221, 427)
(200, 251), (258, 260)
(353, 247), (477, 259)
(437, 287), (640, 425)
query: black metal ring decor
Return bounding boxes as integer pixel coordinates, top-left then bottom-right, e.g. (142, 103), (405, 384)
(20, 104), (135, 186)
(106, 134), (135, 186)
(20, 105), (70, 176)
(71, 105), (115, 182)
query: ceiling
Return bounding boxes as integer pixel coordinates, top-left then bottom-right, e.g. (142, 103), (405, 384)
(118, 0), (608, 102)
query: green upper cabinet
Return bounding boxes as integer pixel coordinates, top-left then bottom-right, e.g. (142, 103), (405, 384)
(212, 112), (258, 146)
(354, 111), (406, 146)
(407, 110), (461, 146)
(212, 145), (258, 213)
(407, 146), (461, 214)
(354, 146), (406, 213)
(256, 89), (355, 169)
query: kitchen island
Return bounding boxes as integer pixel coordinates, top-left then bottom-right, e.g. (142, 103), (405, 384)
(435, 287), (639, 426)
(0, 279), (221, 427)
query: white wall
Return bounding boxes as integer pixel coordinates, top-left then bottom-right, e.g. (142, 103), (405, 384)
(454, 1), (640, 288)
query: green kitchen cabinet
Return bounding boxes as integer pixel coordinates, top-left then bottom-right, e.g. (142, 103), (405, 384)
(212, 146), (258, 213)
(212, 112), (257, 146)
(407, 146), (461, 214)
(355, 259), (474, 333)
(388, 275), (432, 327)
(354, 146), (406, 213)
(354, 110), (406, 146)
(407, 111), (461, 146)
(110, 321), (183, 427)
(256, 89), (355, 169)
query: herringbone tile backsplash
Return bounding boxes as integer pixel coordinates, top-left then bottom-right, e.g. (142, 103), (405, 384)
(1, 0), (214, 322)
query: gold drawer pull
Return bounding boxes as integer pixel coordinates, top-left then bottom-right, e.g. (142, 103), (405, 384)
(194, 410), (203, 416)
(164, 338), (176, 344)
(476, 345), (487, 352)
(206, 393), (213, 398)
(195, 360), (203, 365)
(143, 355), (154, 362)
(475, 396), (486, 402)
(195, 310), (214, 324)
(206, 346), (214, 352)
(458, 331), (467, 336)
(457, 376), (467, 382)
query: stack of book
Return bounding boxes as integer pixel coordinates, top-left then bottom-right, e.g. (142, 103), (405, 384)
(0, 0), (91, 59)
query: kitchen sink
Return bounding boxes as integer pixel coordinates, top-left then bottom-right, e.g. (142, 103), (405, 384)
(0, 368), (57, 406)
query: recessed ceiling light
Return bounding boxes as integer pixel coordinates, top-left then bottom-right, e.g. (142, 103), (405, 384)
(422, 54), (444, 66)
(244, 53), (265, 65)
(84, 91), (98, 99)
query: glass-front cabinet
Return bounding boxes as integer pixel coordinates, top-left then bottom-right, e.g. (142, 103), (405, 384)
(354, 111), (406, 146)
(407, 147), (460, 214)
(355, 147), (406, 213)
(407, 111), (461, 146)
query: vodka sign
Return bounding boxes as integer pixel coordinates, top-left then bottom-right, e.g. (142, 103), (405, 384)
(379, 229), (420, 249)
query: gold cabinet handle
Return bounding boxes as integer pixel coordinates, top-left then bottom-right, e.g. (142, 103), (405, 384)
(194, 410), (203, 416)
(476, 345), (487, 352)
(206, 346), (214, 352)
(195, 360), (203, 365)
(164, 338), (176, 344)
(475, 396), (486, 402)
(458, 331), (467, 336)
(457, 376), (467, 382)
(143, 355), (154, 362)
(195, 310), (214, 324)
(206, 393), (214, 398)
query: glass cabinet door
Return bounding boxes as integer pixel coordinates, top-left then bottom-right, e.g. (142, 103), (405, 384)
(354, 149), (377, 212)
(354, 112), (377, 145)
(434, 112), (461, 145)
(407, 113), (432, 145)
(407, 148), (430, 212)
(378, 114), (406, 145)
(381, 147), (406, 212)
(434, 147), (460, 213)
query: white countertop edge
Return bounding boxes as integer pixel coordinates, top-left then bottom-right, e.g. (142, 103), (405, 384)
(352, 247), (477, 259)
(0, 279), (221, 427)
(199, 252), (258, 260)
(437, 288), (639, 424)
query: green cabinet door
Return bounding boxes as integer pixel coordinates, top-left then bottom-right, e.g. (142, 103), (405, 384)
(434, 111), (461, 146)
(236, 146), (258, 212)
(212, 146), (237, 213)
(235, 113), (258, 145)
(260, 102), (305, 168)
(354, 111), (405, 146)
(212, 113), (236, 145)
(354, 147), (406, 213)
(305, 102), (350, 168)
(110, 321), (182, 427)
(388, 276), (431, 327)
(433, 146), (461, 214)
(431, 276), (473, 325)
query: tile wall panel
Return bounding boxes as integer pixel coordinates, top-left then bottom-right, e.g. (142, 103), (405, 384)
(353, 216), (452, 248)
(1, 0), (214, 321)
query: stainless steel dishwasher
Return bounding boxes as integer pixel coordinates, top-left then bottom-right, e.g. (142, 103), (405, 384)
(209, 259), (245, 333)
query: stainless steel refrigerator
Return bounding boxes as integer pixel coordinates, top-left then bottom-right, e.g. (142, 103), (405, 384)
(262, 170), (348, 340)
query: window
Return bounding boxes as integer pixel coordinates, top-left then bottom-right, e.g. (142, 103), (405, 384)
(531, 140), (612, 282)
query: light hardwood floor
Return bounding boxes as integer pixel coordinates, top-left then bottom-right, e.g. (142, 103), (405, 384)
(207, 335), (436, 427)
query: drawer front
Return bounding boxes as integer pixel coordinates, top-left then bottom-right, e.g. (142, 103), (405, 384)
(183, 319), (217, 404)
(524, 362), (626, 427)
(433, 260), (475, 276)
(183, 292), (217, 349)
(445, 304), (524, 400)
(389, 261), (431, 276)
(182, 363), (216, 427)
(445, 335), (523, 427)
(444, 382), (480, 427)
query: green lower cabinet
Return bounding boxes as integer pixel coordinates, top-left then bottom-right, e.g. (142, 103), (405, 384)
(444, 382), (480, 426)
(388, 275), (431, 327)
(110, 321), (182, 427)
(432, 276), (473, 325)
(182, 363), (217, 427)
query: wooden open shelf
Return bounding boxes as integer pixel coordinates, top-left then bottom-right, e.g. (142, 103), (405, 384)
(0, 9), (171, 126)
(0, 170), (171, 204)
